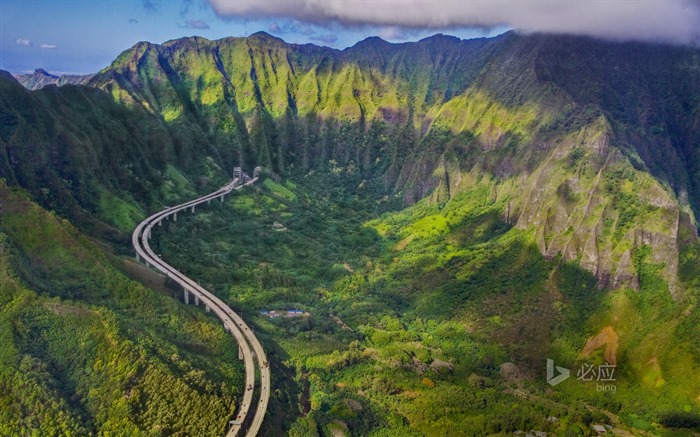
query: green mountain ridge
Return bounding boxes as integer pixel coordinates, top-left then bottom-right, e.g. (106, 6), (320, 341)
(1, 31), (700, 435)
(0, 182), (243, 435)
(68, 31), (700, 292)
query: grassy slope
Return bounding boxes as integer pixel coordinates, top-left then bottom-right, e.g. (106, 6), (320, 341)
(0, 181), (244, 435)
(154, 173), (700, 436)
(0, 70), (230, 246)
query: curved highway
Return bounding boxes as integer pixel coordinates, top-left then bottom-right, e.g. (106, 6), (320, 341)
(132, 177), (270, 436)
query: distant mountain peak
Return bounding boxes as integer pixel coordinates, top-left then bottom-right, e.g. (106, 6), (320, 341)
(350, 36), (391, 49)
(418, 33), (462, 43)
(14, 68), (94, 90)
(247, 31), (286, 44)
(33, 68), (57, 78)
(250, 30), (274, 38)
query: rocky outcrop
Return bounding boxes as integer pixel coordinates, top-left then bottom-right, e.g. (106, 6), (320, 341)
(411, 114), (688, 296)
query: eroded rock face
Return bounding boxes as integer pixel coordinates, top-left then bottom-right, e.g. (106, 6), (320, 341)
(612, 250), (639, 291)
(416, 126), (686, 296)
(375, 149), (683, 294)
(389, 80), (686, 295)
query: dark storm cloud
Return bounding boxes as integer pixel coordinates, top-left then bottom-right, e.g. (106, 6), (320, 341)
(206, 0), (700, 45)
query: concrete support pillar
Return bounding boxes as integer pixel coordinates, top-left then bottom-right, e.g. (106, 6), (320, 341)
(191, 205), (195, 213)
(184, 289), (190, 305)
(205, 305), (210, 313)
(173, 212), (177, 221)
(207, 199), (211, 205)
(239, 345), (243, 360)
(195, 295), (200, 306)
(147, 229), (151, 240)
(145, 260), (150, 268)
(220, 195), (224, 203)
(136, 253), (140, 262)
(158, 220), (162, 226)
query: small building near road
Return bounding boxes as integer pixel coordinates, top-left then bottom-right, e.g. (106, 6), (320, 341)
(259, 309), (309, 318)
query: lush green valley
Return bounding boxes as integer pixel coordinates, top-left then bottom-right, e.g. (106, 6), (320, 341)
(1, 29), (700, 435)
(151, 170), (700, 435)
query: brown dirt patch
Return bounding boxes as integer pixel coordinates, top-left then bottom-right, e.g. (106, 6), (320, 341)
(394, 235), (414, 251)
(403, 390), (419, 399)
(581, 326), (619, 365)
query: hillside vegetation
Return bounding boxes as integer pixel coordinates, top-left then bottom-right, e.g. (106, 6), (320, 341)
(0, 182), (243, 435)
(0, 30), (699, 435)
(154, 171), (700, 435)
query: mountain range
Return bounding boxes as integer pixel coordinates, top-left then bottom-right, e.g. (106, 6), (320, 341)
(1, 30), (700, 435)
(14, 68), (94, 90)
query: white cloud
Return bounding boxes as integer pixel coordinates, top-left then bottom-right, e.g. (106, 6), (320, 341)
(178, 19), (210, 29)
(207, 0), (700, 45)
(16, 38), (32, 46)
(309, 33), (338, 44)
(377, 26), (412, 41)
(40, 44), (58, 49)
(268, 22), (283, 34)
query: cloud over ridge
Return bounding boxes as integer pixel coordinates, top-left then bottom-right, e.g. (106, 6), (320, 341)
(207, 0), (700, 44)
(179, 19), (211, 29)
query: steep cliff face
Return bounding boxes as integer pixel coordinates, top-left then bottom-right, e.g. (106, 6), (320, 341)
(2, 32), (699, 295)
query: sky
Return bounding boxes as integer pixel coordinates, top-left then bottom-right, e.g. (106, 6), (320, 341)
(1, 0), (698, 75)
